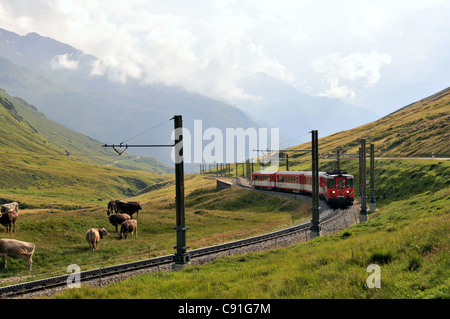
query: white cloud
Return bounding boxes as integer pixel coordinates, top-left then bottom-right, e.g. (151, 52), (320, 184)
(50, 53), (79, 70)
(0, 0), (449, 115)
(0, 0), (298, 102)
(311, 51), (392, 99)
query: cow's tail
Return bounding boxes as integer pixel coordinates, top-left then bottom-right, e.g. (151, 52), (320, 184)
(18, 243), (35, 256)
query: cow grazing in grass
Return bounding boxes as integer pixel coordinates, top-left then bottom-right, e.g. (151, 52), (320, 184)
(108, 213), (131, 232)
(116, 201), (142, 219)
(0, 210), (18, 234)
(1, 202), (19, 214)
(0, 238), (35, 272)
(86, 228), (109, 251)
(120, 220), (137, 240)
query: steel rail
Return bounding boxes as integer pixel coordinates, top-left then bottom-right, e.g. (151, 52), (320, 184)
(0, 255), (174, 298)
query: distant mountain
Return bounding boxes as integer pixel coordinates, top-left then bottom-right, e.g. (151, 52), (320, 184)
(0, 88), (171, 206)
(0, 28), (263, 170)
(237, 72), (378, 147)
(288, 86), (450, 157)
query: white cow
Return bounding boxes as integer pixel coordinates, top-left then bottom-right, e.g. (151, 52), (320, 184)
(1, 202), (19, 214)
(86, 228), (109, 251)
(0, 238), (35, 272)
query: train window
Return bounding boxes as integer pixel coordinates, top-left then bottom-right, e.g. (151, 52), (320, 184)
(346, 179), (353, 188)
(327, 180), (335, 188)
(338, 180), (344, 189)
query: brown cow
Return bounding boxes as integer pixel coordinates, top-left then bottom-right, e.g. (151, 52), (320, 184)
(0, 238), (35, 272)
(108, 213), (131, 232)
(0, 210), (18, 234)
(120, 220), (137, 240)
(86, 228), (109, 251)
(1, 202), (19, 214)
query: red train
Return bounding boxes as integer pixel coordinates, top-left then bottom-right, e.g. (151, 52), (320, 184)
(251, 170), (354, 206)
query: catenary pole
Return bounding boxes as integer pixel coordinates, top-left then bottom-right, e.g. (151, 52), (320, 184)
(310, 130), (320, 238)
(102, 115), (190, 269)
(369, 143), (377, 212)
(172, 115), (190, 268)
(359, 139), (368, 222)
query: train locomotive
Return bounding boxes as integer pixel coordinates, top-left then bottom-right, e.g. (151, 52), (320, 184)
(251, 170), (354, 206)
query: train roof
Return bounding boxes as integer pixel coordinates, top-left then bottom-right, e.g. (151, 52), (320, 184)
(275, 171), (308, 175)
(323, 169), (353, 178)
(252, 170), (353, 178)
(252, 170), (278, 175)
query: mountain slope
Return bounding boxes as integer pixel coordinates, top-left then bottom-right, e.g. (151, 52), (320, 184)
(237, 72), (378, 145)
(0, 88), (172, 173)
(288, 87), (450, 157)
(0, 29), (263, 169)
(0, 89), (171, 208)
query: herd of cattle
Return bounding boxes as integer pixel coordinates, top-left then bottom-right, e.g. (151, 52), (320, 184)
(0, 199), (142, 274)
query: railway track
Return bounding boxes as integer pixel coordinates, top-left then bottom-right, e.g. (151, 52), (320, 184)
(0, 207), (349, 298)
(0, 178), (355, 298)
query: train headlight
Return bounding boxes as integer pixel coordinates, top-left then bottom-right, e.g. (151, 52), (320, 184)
(346, 190), (350, 193)
(332, 191), (335, 194)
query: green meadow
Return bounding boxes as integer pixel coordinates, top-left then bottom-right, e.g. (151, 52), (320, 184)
(53, 158), (449, 299)
(0, 86), (448, 298)
(0, 174), (309, 283)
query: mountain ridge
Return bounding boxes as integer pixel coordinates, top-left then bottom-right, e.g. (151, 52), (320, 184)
(236, 72), (378, 147)
(0, 87), (172, 208)
(0, 87), (172, 173)
(0, 28), (264, 170)
(288, 86), (450, 157)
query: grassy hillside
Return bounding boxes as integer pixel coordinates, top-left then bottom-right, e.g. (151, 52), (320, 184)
(1, 88), (172, 174)
(51, 88), (450, 299)
(53, 159), (449, 299)
(286, 86), (449, 158)
(0, 88), (172, 208)
(0, 174), (308, 283)
(0, 85), (447, 299)
(0, 86), (309, 285)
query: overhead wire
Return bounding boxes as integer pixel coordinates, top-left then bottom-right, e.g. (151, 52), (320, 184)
(119, 118), (172, 144)
(0, 118), (175, 157)
(275, 131), (311, 150)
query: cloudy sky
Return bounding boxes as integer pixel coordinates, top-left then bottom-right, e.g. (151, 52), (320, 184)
(0, 0), (449, 116)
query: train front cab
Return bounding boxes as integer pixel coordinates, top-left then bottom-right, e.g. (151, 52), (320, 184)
(324, 173), (354, 206)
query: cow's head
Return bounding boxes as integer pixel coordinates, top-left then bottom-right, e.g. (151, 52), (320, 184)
(98, 228), (109, 239)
